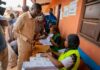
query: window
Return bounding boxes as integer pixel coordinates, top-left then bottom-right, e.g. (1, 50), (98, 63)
(80, 0), (100, 46)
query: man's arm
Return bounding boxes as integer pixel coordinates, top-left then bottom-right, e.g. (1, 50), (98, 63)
(34, 13), (45, 40)
(43, 53), (74, 69)
(0, 20), (8, 26)
(0, 15), (8, 26)
(13, 15), (27, 41)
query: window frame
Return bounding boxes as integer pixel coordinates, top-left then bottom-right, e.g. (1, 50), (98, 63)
(80, 0), (100, 46)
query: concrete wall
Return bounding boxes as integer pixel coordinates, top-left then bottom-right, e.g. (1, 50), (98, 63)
(58, 0), (100, 65)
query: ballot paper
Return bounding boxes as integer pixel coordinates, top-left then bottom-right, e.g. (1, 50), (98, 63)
(29, 54), (54, 67)
(39, 34), (53, 46)
(22, 54), (58, 70)
(58, 49), (66, 53)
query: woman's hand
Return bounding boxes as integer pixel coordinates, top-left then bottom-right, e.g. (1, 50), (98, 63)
(50, 38), (54, 43)
(26, 39), (35, 45)
(42, 53), (63, 68)
(50, 38), (59, 47)
(41, 53), (52, 58)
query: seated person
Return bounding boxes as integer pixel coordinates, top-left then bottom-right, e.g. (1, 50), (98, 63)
(35, 25), (64, 50)
(50, 25), (64, 52)
(36, 25), (54, 45)
(42, 34), (80, 70)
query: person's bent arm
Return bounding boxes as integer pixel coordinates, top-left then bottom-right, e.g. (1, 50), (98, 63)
(13, 15), (27, 41)
(44, 53), (64, 68)
(44, 53), (74, 69)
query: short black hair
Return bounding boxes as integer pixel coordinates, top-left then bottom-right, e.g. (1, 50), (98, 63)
(68, 34), (80, 49)
(52, 25), (59, 33)
(31, 3), (42, 11)
(22, 5), (29, 12)
(10, 13), (15, 19)
(50, 8), (53, 12)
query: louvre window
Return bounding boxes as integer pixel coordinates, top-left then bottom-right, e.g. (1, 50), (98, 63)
(80, 0), (100, 46)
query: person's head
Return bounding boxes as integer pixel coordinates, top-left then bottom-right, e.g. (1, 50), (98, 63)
(14, 11), (19, 18)
(10, 13), (15, 19)
(30, 3), (42, 18)
(51, 25), (59, 34)
(64, 34), (80, 49)
(22, 5), (29, 12)
(49, 8), (53, 13)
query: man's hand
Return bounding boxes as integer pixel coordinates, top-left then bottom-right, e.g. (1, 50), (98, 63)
(26, 39), (35, 45)
(0, 20), (8, 26)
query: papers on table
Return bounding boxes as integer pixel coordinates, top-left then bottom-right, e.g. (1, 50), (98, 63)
(22, 53), (58, 70)
(39, 34), (53, 46)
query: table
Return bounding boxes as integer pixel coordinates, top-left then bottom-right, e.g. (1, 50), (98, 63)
(32, 45), (50, 56)
(22, 54), (58, 70)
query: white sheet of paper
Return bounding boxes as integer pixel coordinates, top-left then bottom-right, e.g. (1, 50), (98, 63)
(23, 57), (54, 67)
(58, 49), (66, 53)
(39, 34), (53, 46)
(22, 55), (58, 70)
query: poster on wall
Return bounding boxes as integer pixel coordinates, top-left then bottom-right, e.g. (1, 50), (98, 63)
(68, 0), (77, 15)
(63, 6), (69, 17)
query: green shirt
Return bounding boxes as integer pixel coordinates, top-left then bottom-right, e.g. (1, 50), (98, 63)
(50, 33), (64, 52)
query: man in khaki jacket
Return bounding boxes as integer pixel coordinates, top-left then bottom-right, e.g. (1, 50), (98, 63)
(13, 3), (44, 70)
